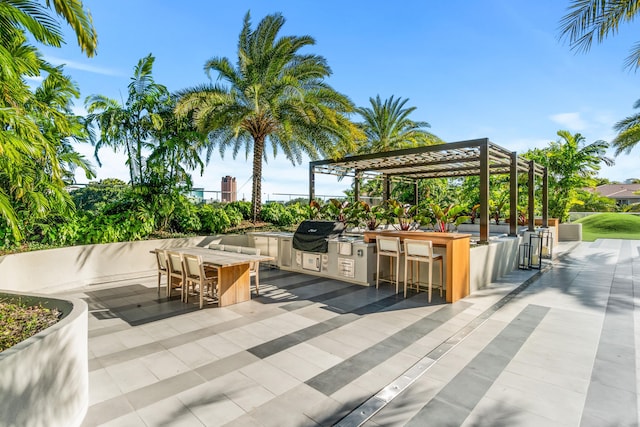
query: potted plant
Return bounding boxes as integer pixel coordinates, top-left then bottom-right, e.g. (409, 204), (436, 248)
(431, 203), (470, 232)
(384, 199), (418, 231)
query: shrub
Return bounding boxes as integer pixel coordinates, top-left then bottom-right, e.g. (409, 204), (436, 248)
(261, 202), (295, 226)
(198, 205), (231, 234)
(227, 201), (252, 220)
(224, 205), (243, 227)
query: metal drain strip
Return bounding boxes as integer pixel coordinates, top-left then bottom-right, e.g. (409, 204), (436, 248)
(334, 264), (552, 427)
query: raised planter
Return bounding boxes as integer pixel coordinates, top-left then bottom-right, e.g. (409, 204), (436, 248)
(0, 292), (88, 427)
(558, 223), (583, 241)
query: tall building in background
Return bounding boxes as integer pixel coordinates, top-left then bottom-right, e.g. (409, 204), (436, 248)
(221, 176), (237, 202)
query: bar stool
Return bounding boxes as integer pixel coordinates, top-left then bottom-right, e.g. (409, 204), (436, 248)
(376, 236), (403, 294)
(403, 239), (444, 302)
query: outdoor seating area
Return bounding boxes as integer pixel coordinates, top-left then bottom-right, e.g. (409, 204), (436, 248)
(153, 246), (272, 309)
(52, 239), (638, 426)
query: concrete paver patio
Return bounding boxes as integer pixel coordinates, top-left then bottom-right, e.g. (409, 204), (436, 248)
(57, 239), (639, 426)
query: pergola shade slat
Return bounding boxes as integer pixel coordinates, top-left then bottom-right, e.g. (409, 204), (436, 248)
(308, 138), (547, 243)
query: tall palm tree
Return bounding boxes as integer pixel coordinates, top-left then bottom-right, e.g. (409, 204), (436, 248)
(356, 95), (442, 153)
(559, 0), (640, 70)
(85, 54), (170, 186)
(176, 11), (362, 222)
(525, 130), (614, 221)
(612, 97), (640, 155)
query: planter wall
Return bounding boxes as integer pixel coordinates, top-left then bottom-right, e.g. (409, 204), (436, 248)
(558, 223), (582, 241)
(0, 293), (88, 427)
(469, 236), (521, 292)
(0, 235), (249, 293)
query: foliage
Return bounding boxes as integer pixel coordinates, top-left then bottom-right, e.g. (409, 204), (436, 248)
(223, 205), (243, 227)
(569, 189), (617, 212)
(176, 11), (363, 222)
(576, 213), (640, 241)
(0, 299), (61, 352)
(321, 199), (349, 223)
(0, 27), (96, 242)
(260, 202), (295, 226)
(428, 203), (470, 232)
(523, 131), (613, 222)
(559, 0), (640, 70)
(612, 97), (640, 157)
(70, 179), (128, 211)
(382, 199), (417, 231)
(197, 205), (230, 234)
(227, 201), (252, 220)
(356, 95), (442, 153)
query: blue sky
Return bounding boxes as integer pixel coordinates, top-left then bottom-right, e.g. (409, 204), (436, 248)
(40, 1), (640, 200)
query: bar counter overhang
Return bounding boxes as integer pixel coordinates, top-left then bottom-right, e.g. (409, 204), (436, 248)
(363, 230), (471, 303)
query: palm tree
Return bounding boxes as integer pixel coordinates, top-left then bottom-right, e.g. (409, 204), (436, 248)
(356, 95), (442, 153)
(0, 0), (96, 242)
(0, 0), (97, 57)
(85, 54), (170, 186)
(524, 130), (614, 221)
(612, 97), (640, 155)
(176, 11), (362, 222)
(559, 0), (640, 70)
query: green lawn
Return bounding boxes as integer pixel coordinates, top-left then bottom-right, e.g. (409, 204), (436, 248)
(575, 213), (640, 242)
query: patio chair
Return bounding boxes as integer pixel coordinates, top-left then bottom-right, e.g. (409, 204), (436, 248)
(155, 250), (169, 295)
(165, 251), (185, 299)
(182, 253), (218, 309)
(403, 239), (443, 302)
(376, 236), (403, 294)
(240, 246), (261, 296)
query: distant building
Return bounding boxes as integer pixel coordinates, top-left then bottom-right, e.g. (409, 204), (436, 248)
(189, 187), (204, 203)
(221, 176), (237, 202)
(592, 184), (640, 206)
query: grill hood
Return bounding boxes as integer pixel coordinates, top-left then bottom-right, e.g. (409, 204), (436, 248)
(292, 220), (345, 253)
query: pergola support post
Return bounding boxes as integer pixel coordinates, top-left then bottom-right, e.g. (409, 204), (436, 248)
(542, 167), (548, 227)
(479, 141), (490, 244)
(309, 163), (315, 203)
(414, 180), (419, 206)
(354, 170), (360, 202)
(528, 160), (535, 232)
(509, 152), (518, 237)
(383, 175), (390, 201)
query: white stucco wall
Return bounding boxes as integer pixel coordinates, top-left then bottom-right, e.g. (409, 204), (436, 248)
(0, 235), (250, 293)
(0, 293), (88, 427)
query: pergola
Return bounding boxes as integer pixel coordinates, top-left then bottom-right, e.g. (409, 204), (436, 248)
(309, 138), (548, 244)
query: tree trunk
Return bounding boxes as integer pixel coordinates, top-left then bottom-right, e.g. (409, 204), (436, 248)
(251, 135), (265, 223)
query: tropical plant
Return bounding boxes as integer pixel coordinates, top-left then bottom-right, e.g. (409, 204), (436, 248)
(0, 0), (97, 57)
(260, 202), (295, 226)
(175, 11), (363, 222)
(612, 97), (640, 157)
(429, 203), (470, 232)
(524, 131), (613, 222)
(356, 95), (443, 153)
(85, 54), (171, 187)
(0, 28), (94, 242)
(382, 199), (418, 231)
(559, 0), (640, 70)
(321, 199), (349, 223)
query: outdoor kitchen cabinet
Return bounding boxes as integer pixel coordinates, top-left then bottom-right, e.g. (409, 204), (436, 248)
(250, 234), (280, 267)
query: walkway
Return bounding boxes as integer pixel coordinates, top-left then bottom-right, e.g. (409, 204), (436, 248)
(58, 239), (638, 426)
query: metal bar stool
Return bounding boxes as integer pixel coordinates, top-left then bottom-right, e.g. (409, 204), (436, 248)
(403, 239), (444, 302)
(376, 236), (403, 294)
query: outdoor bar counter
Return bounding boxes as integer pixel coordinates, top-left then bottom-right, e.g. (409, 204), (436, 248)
(363, 230), (471, 303)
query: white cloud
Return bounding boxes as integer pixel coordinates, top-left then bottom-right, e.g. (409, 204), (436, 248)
(44, 55), (123, 77)
(550, 112), (587, 131)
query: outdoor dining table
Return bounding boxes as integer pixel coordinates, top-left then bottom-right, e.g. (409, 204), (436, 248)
(157, 247), (274, 307)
